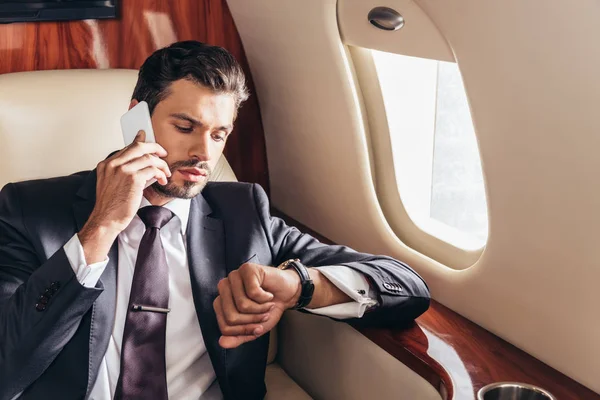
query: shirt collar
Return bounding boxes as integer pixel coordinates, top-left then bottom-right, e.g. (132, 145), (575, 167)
(139, 197), (192, 235)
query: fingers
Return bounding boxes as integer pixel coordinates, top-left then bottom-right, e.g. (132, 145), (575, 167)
(119, 142), (168, 164)
(121, 153), (171, 183)
(138, 166), (169, 186)
(213, 264), (280, 349)
(217, 278), (272, 325)
(229, 270), (274, 314)
(213, 296), (267, 337)
(238, 263), (274, 304)
(106, 131), (167, 167)
(219, 334), (261, 349)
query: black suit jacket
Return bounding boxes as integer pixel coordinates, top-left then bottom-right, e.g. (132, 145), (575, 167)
(0, 170), (430, 400)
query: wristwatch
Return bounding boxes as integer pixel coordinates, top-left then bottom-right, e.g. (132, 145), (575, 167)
(277, 259), (314, 309)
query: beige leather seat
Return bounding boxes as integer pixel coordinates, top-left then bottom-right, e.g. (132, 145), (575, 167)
(0, 69), (440, 400)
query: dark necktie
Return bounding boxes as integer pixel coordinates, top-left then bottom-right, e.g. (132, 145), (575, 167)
(114, 206), (174, 400)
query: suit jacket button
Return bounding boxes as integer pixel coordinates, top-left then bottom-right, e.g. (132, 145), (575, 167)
(50, 281), (60, 289)
(39, 296), (49, 305)
(35, 303), (46, 311)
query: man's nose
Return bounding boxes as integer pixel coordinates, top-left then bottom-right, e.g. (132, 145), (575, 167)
(188, 133), (212, 162)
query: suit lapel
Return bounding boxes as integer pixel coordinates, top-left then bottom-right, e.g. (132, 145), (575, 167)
(186, 193), (231, 396)
(72, 170), (119, 397)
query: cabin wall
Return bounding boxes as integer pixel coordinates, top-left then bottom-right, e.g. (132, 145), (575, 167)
(0, 0), (269, 191)
(227, 0), (600, 393)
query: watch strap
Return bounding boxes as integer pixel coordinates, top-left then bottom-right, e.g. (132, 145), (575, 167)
(278, 259), (314, 309)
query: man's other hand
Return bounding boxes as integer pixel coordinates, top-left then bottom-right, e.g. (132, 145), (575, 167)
(214, 262), (302, 349)
(214, 262), (353, 349)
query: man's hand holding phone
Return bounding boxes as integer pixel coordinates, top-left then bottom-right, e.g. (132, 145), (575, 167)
(78, 130), (171, 264)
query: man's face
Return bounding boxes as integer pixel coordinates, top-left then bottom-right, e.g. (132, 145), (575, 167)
(139, 79), (236, 199)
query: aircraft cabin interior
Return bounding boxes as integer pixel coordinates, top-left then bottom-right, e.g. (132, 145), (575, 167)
(0, 1), (598, 399)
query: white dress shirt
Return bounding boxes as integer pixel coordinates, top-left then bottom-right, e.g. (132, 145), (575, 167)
(60, 197), (377, 400)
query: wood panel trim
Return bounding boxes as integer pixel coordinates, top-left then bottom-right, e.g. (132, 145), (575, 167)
(271, 208), (600, 400)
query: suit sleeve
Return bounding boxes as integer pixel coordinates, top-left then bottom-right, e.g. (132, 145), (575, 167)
(251, 184), (431, 328)
(0, 183), (103, 399)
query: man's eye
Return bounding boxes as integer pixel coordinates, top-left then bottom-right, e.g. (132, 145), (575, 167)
(212, 134), (226, 142)
(175, 125), (193, 133)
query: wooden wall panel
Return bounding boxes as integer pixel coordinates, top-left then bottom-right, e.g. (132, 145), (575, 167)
(0, 0), (269, 192)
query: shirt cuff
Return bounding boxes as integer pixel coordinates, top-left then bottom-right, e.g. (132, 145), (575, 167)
(63, 233), (109, 288)
(304, 265), (378, 319)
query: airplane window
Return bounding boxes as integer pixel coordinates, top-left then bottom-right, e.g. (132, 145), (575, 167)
(372, 50), (488, 249)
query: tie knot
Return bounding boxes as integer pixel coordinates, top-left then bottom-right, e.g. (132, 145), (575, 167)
(137, 206), (174, 229)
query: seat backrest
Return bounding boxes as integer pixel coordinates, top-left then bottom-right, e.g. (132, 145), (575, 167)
(0, 69), (236, 187)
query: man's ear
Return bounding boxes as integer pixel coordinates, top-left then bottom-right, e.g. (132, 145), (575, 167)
(128, 99), (139, 111)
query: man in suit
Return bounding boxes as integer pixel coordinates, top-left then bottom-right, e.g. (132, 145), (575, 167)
(0, 41), (430, 400)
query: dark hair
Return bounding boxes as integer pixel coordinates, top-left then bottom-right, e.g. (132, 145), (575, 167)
(132, 40), (249, 117)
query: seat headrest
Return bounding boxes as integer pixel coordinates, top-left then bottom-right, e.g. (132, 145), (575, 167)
(0, 69), (236, 188)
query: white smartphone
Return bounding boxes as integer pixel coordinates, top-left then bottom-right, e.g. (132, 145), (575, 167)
(120, 101), (159, 188)
(120, 101), (156, 146)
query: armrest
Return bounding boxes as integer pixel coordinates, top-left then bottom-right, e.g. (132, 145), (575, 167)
(277, 311), (441, 400)
(357, 300), (600, 400)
